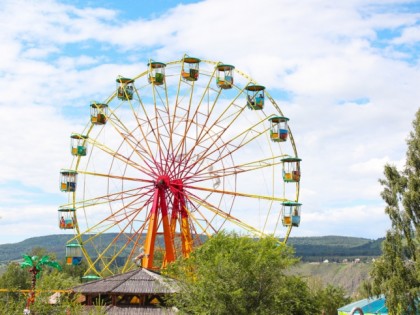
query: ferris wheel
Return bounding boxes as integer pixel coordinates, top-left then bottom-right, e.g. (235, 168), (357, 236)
(58, 55), (302, 277)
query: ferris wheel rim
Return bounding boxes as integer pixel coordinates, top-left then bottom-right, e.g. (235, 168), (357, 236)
(61, 56), (301, 276)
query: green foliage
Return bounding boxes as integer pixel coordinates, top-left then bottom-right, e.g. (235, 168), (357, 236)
(0, 260), (83, 314)
(166, 232), (319, 314)
(37, 270), (79, 291)
(0, 262), (30, 291)
(314, 284), (350, 315)
(0, 262), (30, 303)
(0, 292), (84, 315)
(0, 246), (87, 314)
(305, 274), (351, 314)
(370, 109), (420, 315)
(0, 297), (26, 315)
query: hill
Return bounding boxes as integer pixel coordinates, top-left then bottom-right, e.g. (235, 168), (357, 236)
(288, 236), (383, 262)
(0, 234), (383, 264)
(290, 261), (372, 297)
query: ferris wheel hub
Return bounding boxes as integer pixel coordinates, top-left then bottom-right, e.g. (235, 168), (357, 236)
(156, 175), (170, 188)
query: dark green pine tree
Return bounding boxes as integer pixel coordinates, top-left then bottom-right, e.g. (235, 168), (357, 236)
(370, 108), (420, 315)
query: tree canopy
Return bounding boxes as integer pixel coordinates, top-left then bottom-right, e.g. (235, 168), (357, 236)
(0, 248), (83, 314)
(165, 232), (319, 314)
(370, 108), (420, 314)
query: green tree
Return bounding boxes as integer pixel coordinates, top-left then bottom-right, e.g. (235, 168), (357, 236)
(305, 276), (350, 314)
(0, 262), (30, 312)
(0, 262), (30, 294)
(166, 232), (318, 314)
(315, 284), (350, 315)
(31, 270), (83, 315)
(0, 248), (86, 314)
(0, 270), (84, 315)
(370, 109), (420, 314)
(20, 254), (62, 312)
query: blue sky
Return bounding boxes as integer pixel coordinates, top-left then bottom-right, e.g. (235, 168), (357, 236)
(0, 0), (419, 244)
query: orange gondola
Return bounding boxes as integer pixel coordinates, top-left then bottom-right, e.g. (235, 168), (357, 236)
(181, 56), (200, 81)
(216, 63), (235, 89)
(90, 103), (108, 125)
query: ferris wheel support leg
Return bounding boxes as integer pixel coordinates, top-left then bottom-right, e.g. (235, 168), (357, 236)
(180, 199), (193, 258)
(159, 189), (176, 265)
(142, 189), (160, 269)
(170, 180), (193, 258)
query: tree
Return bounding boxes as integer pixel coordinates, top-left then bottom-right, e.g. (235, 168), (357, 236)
(0, 262), (30, 297)
(20, 254), (62, 312)
(370, 109), (420, 314)
(305, 276), (350, 315)
(31, 270), (84, 315)
(165, 232), (318, 314)
(0, 268), (84, 315)
(315, 284), (350, 315)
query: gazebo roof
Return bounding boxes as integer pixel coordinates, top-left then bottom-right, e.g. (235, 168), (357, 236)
(73, 268), (178, 295)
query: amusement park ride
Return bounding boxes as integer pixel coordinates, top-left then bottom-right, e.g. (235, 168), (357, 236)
(58, 55), (302, 279)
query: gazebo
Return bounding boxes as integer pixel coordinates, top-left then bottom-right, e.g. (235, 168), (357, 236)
(72, 268), (178, 314)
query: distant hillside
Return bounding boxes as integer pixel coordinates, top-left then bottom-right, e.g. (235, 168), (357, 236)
(290, 262), (372, 297)
(0, 234), (72, 263)
(288, 236), (384, 262)
(0, 234), (383, 264)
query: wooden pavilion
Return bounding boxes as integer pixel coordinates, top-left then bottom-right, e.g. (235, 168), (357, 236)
(72, 268), (178, 314)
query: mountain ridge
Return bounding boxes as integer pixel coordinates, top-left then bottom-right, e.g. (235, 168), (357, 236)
(0, 234), (383, 264)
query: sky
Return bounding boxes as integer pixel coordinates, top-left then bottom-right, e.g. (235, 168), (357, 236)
(0, 0), (419, 245)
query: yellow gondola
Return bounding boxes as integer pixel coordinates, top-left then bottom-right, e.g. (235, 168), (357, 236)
(216, 63), (235, 89)
(116, 77), (134, 100)
(148, 61), (166, 85)
(90, 103), (108, 125)
(59, 169), (77, 192)
(181, 56), (200, 81)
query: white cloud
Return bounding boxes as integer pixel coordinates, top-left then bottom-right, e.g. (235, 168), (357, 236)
(0, 202), (63, 244)
(296, 204), (391, 239)
(350, 157), (391, 174)
(393, 25), (420, 44)
(0, 0), (418, 245)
